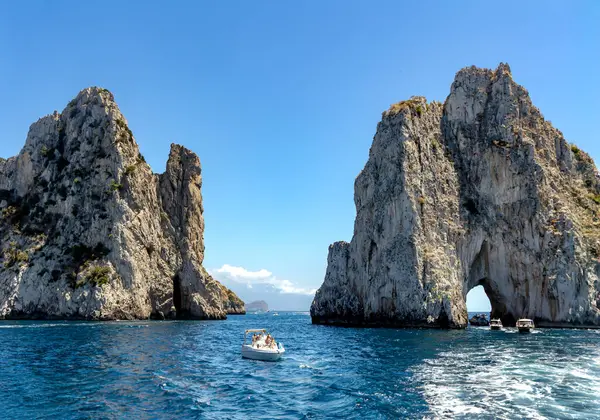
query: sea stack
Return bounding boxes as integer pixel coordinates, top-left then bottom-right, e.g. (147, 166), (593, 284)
(0, 87), (244, 319)
(311, 64), (600, 328)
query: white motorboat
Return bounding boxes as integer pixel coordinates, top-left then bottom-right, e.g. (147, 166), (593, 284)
(490, 319), (503, 330)
(241, 329), (285, 362)
(516, 318), (535, 333)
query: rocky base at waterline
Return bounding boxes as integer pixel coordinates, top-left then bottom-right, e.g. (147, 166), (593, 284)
(0, 87), (244, 320)
(311, 63), (600, 329)
(469, 314), (490, 326)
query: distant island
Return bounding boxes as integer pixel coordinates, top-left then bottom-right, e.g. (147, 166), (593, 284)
(246, 300), (269, 312)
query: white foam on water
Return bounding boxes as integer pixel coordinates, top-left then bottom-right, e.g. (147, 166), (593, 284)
(409, 340), (582, 419)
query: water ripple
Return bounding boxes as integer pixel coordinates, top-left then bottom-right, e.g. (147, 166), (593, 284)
(0, 314), (599, 419)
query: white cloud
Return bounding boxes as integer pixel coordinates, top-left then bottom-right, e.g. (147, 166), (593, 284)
(211, 264), (317, 296)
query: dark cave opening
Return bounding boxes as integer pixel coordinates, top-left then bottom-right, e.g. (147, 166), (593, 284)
(464, 198), (479, 215)
(173, 274), (182, 317)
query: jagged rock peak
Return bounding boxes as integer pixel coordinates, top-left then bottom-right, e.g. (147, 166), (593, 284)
(454, 62), (512, 79)
(311, 63), (600, 329)
(0, 87), (244, 320)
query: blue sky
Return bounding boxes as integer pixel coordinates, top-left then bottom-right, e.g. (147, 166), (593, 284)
(1, 1), (598, 311)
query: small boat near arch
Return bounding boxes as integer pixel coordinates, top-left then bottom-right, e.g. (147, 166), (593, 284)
(516, 318), (535, 333)
(490, 318), (503, 330)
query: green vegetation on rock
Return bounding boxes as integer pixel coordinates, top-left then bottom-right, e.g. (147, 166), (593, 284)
(3, 242), (28, 268)
(109, 180), (122, 192)
(85, 265), (111, 287)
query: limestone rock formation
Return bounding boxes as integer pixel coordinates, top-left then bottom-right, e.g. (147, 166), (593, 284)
(311, 64), (600, 328)
(0, 87), (245, 319)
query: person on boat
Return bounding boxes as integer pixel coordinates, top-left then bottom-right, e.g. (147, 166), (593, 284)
(267, 334), (276, 349)
(256, 333), (264, 348)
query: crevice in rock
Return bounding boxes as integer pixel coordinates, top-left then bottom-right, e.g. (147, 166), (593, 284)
(173, 273), (182, 317)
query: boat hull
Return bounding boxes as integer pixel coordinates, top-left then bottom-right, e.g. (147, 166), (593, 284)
(518, 327), (532, 333)
(490, 326), (502, 331)
(241, 345), (284, 362)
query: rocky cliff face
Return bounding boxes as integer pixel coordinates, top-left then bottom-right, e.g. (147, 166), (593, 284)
(0, 87), (245, 319)
(311, 64), (600, 328)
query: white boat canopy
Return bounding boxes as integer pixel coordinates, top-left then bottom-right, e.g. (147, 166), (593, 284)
(245, 329), (267, 334)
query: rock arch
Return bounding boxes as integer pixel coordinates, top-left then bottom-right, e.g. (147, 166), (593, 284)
(463, 240), (517, 325)
(311, 64), (600, 328)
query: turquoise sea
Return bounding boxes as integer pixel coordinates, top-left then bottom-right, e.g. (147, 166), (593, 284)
(1, 312), (599, 419)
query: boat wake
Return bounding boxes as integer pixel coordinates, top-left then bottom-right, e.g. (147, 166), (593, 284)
(411, 332), (600, 419)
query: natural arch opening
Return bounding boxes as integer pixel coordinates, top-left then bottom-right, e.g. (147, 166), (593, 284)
(465, 279), (517, 326)
(463, 240), (518, 326)
(466, 285), (491, 313)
